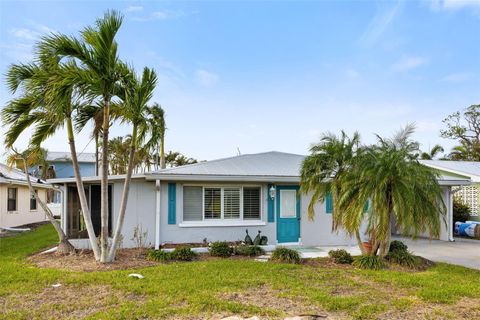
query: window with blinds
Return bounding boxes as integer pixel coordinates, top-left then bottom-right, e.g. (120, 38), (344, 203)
(204, 188), (221, 219)
(224, 188), (240, 219)
(243, 187), (261, 219)
(183, 186), (202, 221)
(30, 190), (38, 211)
(7, 188), (17, 211)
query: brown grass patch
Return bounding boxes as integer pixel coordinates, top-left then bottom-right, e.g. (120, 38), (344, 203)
(0, 284), (143, 319)
(218, 284), (342, 320)
(28, 248), (158, 272)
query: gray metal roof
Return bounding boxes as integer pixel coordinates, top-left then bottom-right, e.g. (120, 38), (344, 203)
(420, 160), (480, 182)
(46, 151), (96, 163)
(0, 163), (48, 187)
(149, 151), (305, 178)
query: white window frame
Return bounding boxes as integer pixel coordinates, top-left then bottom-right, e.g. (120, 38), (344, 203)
(180, 184), (264, 227)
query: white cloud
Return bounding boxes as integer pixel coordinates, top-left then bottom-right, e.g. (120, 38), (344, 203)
(195, 69), (219, 88)
(9, 28), (39, 40)
(359, 1), (403, 47)
(441, 72), (473, 82)
(430, 0), (480, 10)
(392, 56), (428, 72)
(130, 9), (185, 22)
(125, 5), (143, 12)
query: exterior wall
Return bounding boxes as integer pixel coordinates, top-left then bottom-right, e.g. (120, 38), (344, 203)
(51, 161), (95, 179)
(159, 182), (276, 245)
(300, 191), (358, 246)
(0, 185), (48, 228)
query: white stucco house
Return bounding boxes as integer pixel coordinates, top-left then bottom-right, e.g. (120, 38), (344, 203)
(0, 163), (50, 229)
(48, 152), (470, 249)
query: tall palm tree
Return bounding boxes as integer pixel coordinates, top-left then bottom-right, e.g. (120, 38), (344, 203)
(336, 125), (445, 256)
(145, 103), (166, 169)
(6, 148), (75, 254)
(420, 144), (444, 160)
(108, 66), (157, 261)
(300, 131), (364, 252)
(2, 55), (101, 259)
(39, 10), (126, 262)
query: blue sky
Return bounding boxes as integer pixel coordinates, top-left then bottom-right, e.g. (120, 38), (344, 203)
(0, 0), (479, 161)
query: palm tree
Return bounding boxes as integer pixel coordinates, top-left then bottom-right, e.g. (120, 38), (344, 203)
(108, 66), (157, 261)
(39, 10), (126, 262)
(6, 148), (75, 254)
(145, 103), (166, 169)
(165, 151), (198, 167)
(420, 144), (444, 160)
(2, 55), (101, 259)
(300, 131), (364, 252)
(336, 125), (445, 256)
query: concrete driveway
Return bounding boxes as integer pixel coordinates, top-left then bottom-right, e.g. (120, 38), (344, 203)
(396, 237), (480, 270)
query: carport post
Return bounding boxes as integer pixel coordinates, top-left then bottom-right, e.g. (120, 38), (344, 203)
(155, 179), (161, 249)
(448, 188), (454, 242)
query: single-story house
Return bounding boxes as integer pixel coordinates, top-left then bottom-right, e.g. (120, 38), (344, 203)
(0, 163), (50, 228)
(48, 152), (470, 249)
(420, 160), (480, 221)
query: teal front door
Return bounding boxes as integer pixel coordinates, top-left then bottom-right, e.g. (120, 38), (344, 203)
(276, 186), (300, 243)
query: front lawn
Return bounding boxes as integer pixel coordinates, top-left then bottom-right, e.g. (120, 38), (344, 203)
(1, 225), (480, 319)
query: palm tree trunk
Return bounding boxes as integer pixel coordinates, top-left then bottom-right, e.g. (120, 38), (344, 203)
(20, 158), (75, 254)
(95, 133), (99, 176)
(67, 118), (101, 259)
(160, 135), (166, 169)
(355, 230), (366, 255)
(100, 99), (110, 263)
(108, 125), (138, 261)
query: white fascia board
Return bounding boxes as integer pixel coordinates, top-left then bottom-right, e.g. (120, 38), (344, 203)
(47, 174), (146, 184)
(0, 180), (52, 188)
(145, 174), (301, 183)
(438, 179), (471, 186)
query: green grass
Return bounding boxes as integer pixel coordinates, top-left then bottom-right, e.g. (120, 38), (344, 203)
(1, 225), (480, 319)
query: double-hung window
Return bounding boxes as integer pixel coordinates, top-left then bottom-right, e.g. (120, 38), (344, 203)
(183, 186), (261, 222)
(7, 188), (17, 212)
(30, 190), (38, 211)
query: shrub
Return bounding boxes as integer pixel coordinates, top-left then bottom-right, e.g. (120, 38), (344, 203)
(353, 255), (386, 270)
(209, 241), (233, 257)
(271, 247), (301, 264)
(328, 249), (353, 264)
(235, 245), (265, 257)
(171, 247), (197, 261)
(386, 249), (420, 269)
(453, 198), (470, 223)
(147, 249), (172, 262)
(389, 240), (408, 253)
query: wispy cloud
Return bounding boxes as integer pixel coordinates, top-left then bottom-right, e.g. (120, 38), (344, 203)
(359, 1), (404, 47)
(195, 69), (219, 88)
(125, 5), (143, 13)
(392, 55), (428, 72)
(441, 72), (473, 82)
(430, 0), (480, 10)
(130, 9), (186, 22)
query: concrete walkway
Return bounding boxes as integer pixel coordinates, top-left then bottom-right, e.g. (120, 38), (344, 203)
(395, 236), (480, 270)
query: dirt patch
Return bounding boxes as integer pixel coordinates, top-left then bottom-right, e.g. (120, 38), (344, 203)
(0, 284), (143, 319)
(28, 248), (158, 272)
(217, 284), (342, 320)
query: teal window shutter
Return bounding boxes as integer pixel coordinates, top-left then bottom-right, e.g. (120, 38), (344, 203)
(326, 192), (333, 214)
(363, 199), (369, 212)
(267, 184), (274, 222)
(168, 183), (176, 224)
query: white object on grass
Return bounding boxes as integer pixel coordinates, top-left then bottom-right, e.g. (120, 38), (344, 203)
(128, 273), (144, 279)
(40, 246), (58, 254)
(0, 226), (31, 232)
(52, 283), (62, 288)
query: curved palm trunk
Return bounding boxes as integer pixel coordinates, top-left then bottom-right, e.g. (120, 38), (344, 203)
(21, 158), (75, 254)
(160, 135), (166, 169)
(355, 230), (366, 255)
(100, 100), (110, 263)
(67, 118), (101, 259)
(108, 125), (138, 261)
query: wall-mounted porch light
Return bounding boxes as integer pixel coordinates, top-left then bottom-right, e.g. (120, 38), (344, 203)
(269, 185), (276, 200)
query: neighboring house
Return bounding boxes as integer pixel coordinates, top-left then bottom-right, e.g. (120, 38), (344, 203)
(420, 160), (480, 221)
(0, 163), (50, 228)
(30, 151), (96, 179)
(48, 152), (470, 249)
